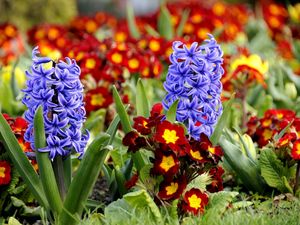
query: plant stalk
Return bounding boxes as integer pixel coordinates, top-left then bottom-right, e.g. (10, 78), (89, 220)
(53, 155), (66, 201)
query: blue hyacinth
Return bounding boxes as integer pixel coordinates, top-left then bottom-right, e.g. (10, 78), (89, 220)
(163, 34), (224, 140)
(22, 47), (89, 159)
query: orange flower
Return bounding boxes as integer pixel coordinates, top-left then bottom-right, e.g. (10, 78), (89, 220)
(0, 161), (11, 185)
(181, 188), (208, 215)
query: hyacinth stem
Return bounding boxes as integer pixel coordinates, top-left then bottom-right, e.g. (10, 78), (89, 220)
(63, 155), (72, 191)
(294, 161), (300, 193)
(34, 106), (62, 216)
(53, 156), (67, 201)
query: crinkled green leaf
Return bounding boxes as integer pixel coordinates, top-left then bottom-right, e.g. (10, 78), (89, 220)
(123, 190), (162, 223)
(260, 149), (293, 193)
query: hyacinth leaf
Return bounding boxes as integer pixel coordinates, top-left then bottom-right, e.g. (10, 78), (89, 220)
(0, 113), (50, 211)
(260, 149), (293, 193)
(115, 168), (127, 196)
(126, 3), (141, 39)
(136, 79), (150, 117)
(58, 134), (110, 225)
(176, 9), (190, 37)
(34, 106), (63, 215)
(106, 114), (121, 145)
(219, 135), (266, 193)
(112, 85), (132, 134)
(112, 85), (146, 171)
(123, 190), (163, 223)
(166, 99), (179, 123)
(273, 120), (294, 142)
(145, 25), (160, 38)
(210, 94), (235, 146)
(158, 5), (173, 40)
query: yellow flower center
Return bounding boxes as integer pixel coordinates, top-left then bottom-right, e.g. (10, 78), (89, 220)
(191, 14), (202, 23)
(111, 52), (123, 64)
(188, 194), (202, 209)
(142, 120), (148, 128)
(166, 182), (178, 195)
(86, 59), (96, 69)
(277, 113), (283, 119)
(263, 129), (273, 140)
(184, 23), (194, 34)
(263, 119), (272, 127)
(162, 129), (179, 144)
(208, 146), (215, 154)
(160, 156), (176, 172)
(190, 149), (203, 160)
(4, 26), (16, 37)
(115, 32), (127, 42)
(213, 2), (226, 16)
(86, 20), (97, 33)
(91, 94), (105, 106)
(279, 138), (289, 146)
(296, 143), (300, 155)
(197, 28), (210, 40)
(128, 58), (139, 69)
(0, 167), (6, 178)
(149, 40), (160, 52)
(48, 28), (59, 40)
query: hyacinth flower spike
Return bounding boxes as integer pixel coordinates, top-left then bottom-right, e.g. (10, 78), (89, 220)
(163, 34), (224, 140)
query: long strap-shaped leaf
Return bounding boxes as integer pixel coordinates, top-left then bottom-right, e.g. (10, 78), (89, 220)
(0, 113), (49, 210)
(58, 134), (110, 225)
(34, 106), (63, 216)
(112, 85), (146, 171)
(136, 79), (150, 118)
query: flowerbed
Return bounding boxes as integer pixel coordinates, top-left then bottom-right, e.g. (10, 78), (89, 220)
(1, 0), (300, 224)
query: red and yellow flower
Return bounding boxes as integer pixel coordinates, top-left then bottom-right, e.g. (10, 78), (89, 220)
(85, 87), (113, 114)
(181, 188), (208, 215)
(292, 140), (300, 160)
(157, 177), (187, 200)
(0, 161), (11, 185)
(154, 121), (187, 152)
(152, 150), (179, 177)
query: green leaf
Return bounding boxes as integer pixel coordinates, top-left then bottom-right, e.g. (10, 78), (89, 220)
(115, 168), (127, 196)
(145, 25), (160, 38)
(166, 99), (179, 123)
(210, 94), (235, 145)
(205, 191), (239, 216)
(0, 113), (49, 210)
(104, 199), (132, 224)
(124, 190), (162, 223)
(186, 173), (212, 192)
(219, 135), (266, 193)
(176, 10), (190, 37)
(136, 79), (150, 117)
(106, 114), (121, 145)
(112, 85), (132, 134)
(58, 134), (110, 225)
(8, 217), (22, 225)
(233, 128), (256, 162)
(126, 3), (141, 39)
(260, 149), (293, 193)
(34, 106), (62, 215)
(273, 120), (294, 142)
(158, 5), (173, 40)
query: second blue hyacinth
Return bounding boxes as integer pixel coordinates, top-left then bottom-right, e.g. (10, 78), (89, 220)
(163, 34), (224, 140)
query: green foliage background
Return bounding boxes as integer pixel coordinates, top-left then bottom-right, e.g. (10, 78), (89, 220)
(0, 0), (77, 30)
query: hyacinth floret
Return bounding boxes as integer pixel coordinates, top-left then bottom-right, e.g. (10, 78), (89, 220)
(22, 47), (89, 159)
(163, 34), (224, 140)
